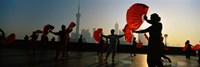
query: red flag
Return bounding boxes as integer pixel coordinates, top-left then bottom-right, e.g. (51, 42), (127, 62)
(123, 3), (149, 43)
(93, 28), (103, 42)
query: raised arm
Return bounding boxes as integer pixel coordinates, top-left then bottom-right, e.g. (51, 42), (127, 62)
(101, 34), (109, 39)
(49, 30), (59, 35)
(144, 15), (151, 24)
(117, 34), (125, 38)
(134, 27), (151, 33)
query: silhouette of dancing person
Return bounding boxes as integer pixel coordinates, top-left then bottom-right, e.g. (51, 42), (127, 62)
(0, 29), (5, 45)
(50, 25), (73, 60)
(161, 36), (171, 63)
(78, 35), (83, 51)
(134, 13), (164, 67)
(198, 47), (200, 64)
(185, 40), (192, 59)
(40, 34), (49, 49)
(30, 31), (39, 55)
(101, 29), (124, 62)
(131, 36), (137, 56)
(24, 35), (29, 41)
(50, 37), (56, 48)
(97, 35), (105, 56)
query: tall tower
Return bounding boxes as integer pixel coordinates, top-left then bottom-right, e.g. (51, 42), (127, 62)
(76, 0), (81, 35)
(115, 22), (119, 34)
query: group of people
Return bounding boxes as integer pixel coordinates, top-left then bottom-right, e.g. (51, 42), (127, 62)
(96, 13), (171, 67)
(1, 13), (200, 67)
(22, 24), (74, 60)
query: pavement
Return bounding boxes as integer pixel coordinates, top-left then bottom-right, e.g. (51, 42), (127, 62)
(0, 46), (200, 67)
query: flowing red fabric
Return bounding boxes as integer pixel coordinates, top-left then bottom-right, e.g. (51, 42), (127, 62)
(192, 44), (200, 50)
(182, 44), (188, 51)
(43, 24), (54, 35)
(93, 28), (103, 42)
(123, 3), (149, 43)
(2, 33), (16, 44)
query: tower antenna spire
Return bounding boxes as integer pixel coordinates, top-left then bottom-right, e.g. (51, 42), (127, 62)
(76, 0), (81, 37)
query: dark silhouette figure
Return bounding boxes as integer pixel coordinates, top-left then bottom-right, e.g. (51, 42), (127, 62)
(134, 13), (164, 67)
(51, 37), (55, 42)
(0, 29), (5, 45)
(50, 37), (56, 49)
(97, 35), (105, 56)
(30, 31), (39, 55)
(50, 25), (73, 60)
(41, 35), (49, 43)
(101, 29), (124, 62)
(198, 49), (200, 64)
(24, 35), (29, 41)
(131, 37), (137, 56)
(161, 36), (171, 63)
(30, 31), (39, 42)
(78, 35), (83, 51)
(24, 35), (30, 49)
(40, 34), (49, 49)
(185, 40), (192, 59)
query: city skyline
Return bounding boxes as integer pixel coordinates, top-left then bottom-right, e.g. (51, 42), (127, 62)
(0, 0), (200, 47)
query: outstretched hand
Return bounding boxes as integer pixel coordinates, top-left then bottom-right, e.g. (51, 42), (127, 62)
(100, 33), (103, 36)
(143, 15), (148, 21)
(133, 30), (139, 33)
(49, 30), (53, 33)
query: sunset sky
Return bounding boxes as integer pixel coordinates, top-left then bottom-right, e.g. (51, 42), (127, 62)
(0, 0), (200, 47)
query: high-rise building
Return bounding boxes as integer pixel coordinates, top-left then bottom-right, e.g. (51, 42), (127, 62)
(81, 29), (92, 43)
(71, 0), (81, 42)
(115, 22), (119, 35)
(76, 0), (81, 35)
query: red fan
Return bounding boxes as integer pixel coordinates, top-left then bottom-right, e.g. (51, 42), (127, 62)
(182, 44), (188, 51)
(136, 42), (143, 48)
(123, 3), (149, 43)
(123, 24), (133, 43)
(43, 24), (54, 35)
(2, 33), (16, 45)
(93, 28), (103, 42)
(164, 47), (169, 51)
(67, 22), (76, 29)
(36, 30), (43, 33)
(192, 44), (200, 50)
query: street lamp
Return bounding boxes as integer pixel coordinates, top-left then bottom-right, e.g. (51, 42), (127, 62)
(164, 34), (168, 46)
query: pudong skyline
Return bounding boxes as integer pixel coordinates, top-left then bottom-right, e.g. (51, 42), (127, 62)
(0, 0), (200, 47)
